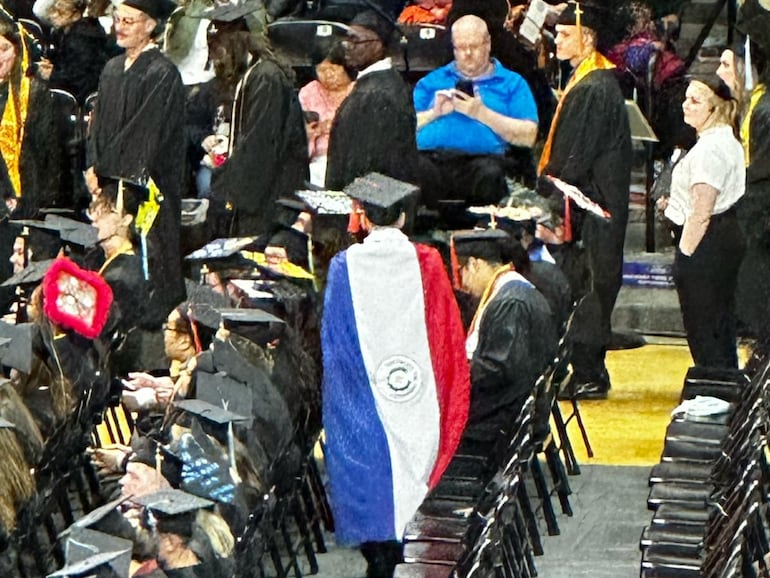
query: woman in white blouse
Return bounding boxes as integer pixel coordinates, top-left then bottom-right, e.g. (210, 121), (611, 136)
(663, 75), (746, 368)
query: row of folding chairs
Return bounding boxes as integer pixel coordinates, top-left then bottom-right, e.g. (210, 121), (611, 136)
(641, 360), (770, 578)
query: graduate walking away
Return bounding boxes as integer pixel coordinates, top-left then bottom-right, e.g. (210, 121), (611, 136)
(321, 174), (469, 578)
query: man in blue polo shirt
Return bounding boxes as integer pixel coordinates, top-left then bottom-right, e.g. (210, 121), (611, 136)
(414, 14), (538, 209)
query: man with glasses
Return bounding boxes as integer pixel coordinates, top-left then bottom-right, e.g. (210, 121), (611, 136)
(413, 14), (538, 209)
(325, 10), (419, 193)
(86, 0), (186, 328)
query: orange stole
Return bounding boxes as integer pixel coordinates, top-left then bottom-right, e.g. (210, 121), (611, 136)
(537, 50), (615, 176)
(537, 51), (614, 241)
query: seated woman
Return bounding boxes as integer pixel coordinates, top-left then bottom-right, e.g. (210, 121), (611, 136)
(298, 43), (354, 187)
(87, 180), (155, 376)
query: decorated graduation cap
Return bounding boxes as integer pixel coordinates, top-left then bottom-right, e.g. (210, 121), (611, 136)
(185, 237), (259, 275)
(344, 172), (419, 210)
(168, 418), (239, 504)
(291, 189), (353, 216)
(121, 0), (177, 21)
(171, 399), (251, 473)
(136, 487), (214, 516)
(41, 257), (113, 339)
(343, 172), (419, 230)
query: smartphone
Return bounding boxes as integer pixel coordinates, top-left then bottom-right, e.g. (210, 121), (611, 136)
(455, 79), (474, 96)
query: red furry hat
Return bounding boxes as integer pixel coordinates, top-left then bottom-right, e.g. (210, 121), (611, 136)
(42, 257), (113, 339)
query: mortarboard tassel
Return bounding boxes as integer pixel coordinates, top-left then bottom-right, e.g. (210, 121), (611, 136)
(745, 35), (754, 92)
(563, 197), (573, 243)
(450, 235), (461, 290)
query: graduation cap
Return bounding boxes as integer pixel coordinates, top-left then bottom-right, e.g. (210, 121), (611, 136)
(265, 227), (311, 270)
(47, 531), (131, 577)
(344, 172), (419, 210)
(173, 398), (251, 427)
(121, 0), (177, 21)
(452, 228), (510, 262)
(196, 371), (254, 427)
(170, 419), (238, 504)
(136, 487), (214, 516)
(54, 528), (133, 578)
(1, 258), (55, 288)
(137, 488), (215, 541)
(59, 496), (131, 540)
(41, 257), (114, 339)
(12, 216), (99, 250)
(185, 237), (259, 274)
(292, 189), (353, 216)
(556, 1), (627, 49)
(0, 321), (35, 373)
(188, 304), (285, 346)
(199, 0), (261, 22)
(737, 0), (770, 52)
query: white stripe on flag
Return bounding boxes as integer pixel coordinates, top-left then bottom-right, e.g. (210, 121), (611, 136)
(347, 230), (440, 538)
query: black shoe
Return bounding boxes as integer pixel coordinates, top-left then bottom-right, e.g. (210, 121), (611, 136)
(608, 330), (646, 350)
(571, 380), (610, 400)
(557, 370), (611, 401)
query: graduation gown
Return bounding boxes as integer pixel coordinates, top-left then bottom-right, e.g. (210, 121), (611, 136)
(210, 58), (308, 237)
(736, 88), (770, 341)
(539, 67), (632, 377)
(325, 67), (418, 190)
(88, 48), (187, 322)
(468, 277), (557, 430)
(99, 250), (153, 376)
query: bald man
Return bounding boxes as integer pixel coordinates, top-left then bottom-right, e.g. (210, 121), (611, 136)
(414, 14), (539, 209)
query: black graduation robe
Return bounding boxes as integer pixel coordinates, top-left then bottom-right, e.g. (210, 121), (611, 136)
(467, 279), (557, 432)
(524, 258), (573, 334)
(538, 67), (632, 378)
(0, 77), (64, 290)
(210, 58), (308, 237)
(736, 89), (770, 341)
(325, 67), (418, 190)
(99, 251), (153, 376)
(88, 48), (187, 323)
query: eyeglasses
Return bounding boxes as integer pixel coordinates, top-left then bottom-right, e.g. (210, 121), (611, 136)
(162, 323), (186, 333)
(452, 42), (487, 53)
(112, 13), (147, 26)
(342, 36), (380, 47)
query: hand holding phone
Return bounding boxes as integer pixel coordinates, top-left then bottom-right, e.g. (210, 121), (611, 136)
(454, 79), (475, 97)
